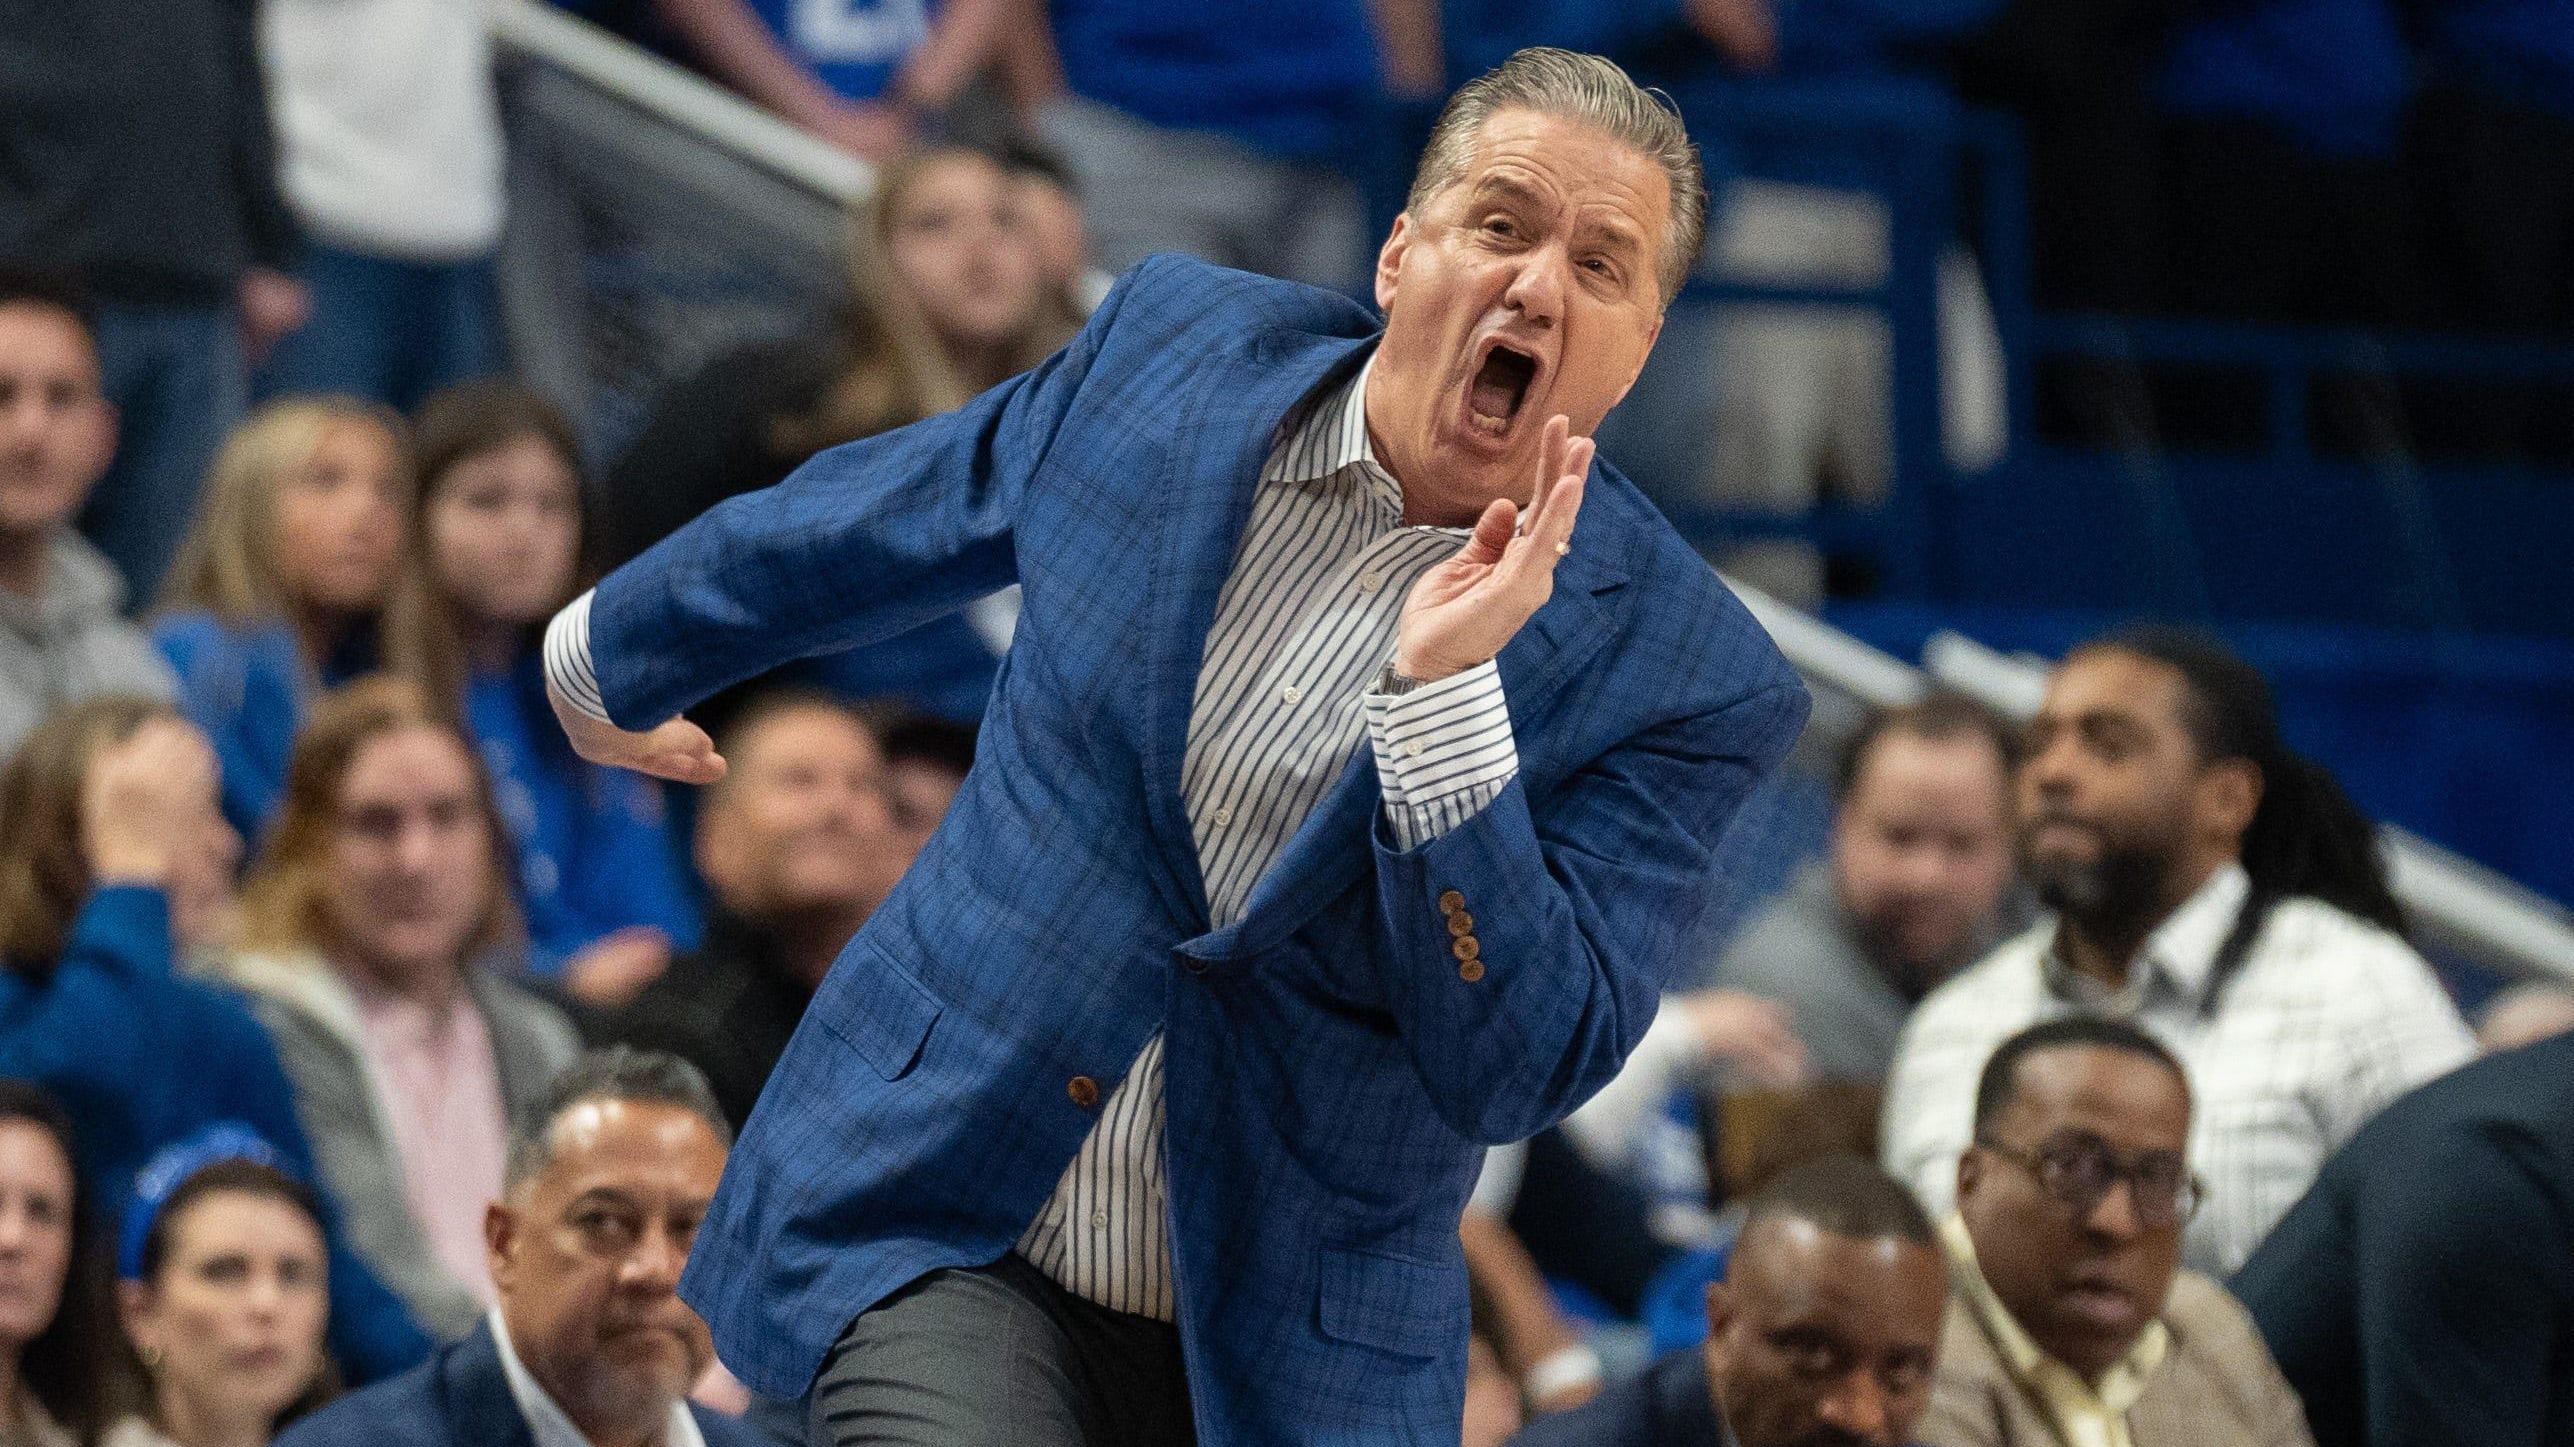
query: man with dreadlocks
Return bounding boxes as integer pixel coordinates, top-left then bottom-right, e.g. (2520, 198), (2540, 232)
(1880, 628), (2470, 1276)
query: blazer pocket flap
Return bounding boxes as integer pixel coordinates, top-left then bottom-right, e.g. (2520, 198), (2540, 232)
(817, 942), (942, 1082)
(1316, 1244), (1450, 1360)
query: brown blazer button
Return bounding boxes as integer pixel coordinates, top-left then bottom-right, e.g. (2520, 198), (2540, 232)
(1458, 959), (1486, 983)
(1068, 1076), (1100, 1109)
(1447, 913), (1474, 938)
(1451, 935), (1481, 961)
(1437, 889), (1465, 915)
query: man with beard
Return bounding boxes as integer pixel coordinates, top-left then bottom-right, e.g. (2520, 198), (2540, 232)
(1707, 693), (2021, 1083)
(1920, 1017), (2312, 1447)
(1881, 629), (2469, 1275)
(1508, 1155), (1948, 1447)
(277, 1048), (769, 1447)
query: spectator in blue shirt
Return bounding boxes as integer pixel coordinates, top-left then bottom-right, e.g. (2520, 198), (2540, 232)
(153, 399), (408, 842)
(653, 0), (1015, 159)
(386, 382), (699, 1005)
(0, 697), (428, 1382)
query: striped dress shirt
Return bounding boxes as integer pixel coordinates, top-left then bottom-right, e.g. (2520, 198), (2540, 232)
(543, 350), (1523, 1322)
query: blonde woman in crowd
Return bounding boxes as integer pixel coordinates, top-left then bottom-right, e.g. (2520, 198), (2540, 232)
(600, 144), (1080, 720)
(110, 1132), (336, 1447)
(200, 678), (576, 1345)
(382, 382), (698, 1005)
(152, 401), (410, 841)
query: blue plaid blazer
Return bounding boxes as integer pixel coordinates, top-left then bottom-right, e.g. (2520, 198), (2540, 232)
(588, 255), (1810, 1443)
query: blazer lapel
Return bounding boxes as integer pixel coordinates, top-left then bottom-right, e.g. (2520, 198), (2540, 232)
(441, 1321), (542, 1447)
(1137, 328), (1380, 927)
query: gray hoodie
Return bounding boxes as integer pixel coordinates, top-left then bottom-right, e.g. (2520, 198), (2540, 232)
(0, 530), (175, 756)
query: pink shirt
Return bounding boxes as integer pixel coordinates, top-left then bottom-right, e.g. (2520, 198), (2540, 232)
(350, 977), (509, 1305)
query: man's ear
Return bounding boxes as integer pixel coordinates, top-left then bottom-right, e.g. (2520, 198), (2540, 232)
(1956, 1145), (1984, 1206)
(1704, 1278), (1737, 1343)
(2197, 757), (2262, 849)
(484, 1199), (518, 1294)
(1375, 214), (1414, 314)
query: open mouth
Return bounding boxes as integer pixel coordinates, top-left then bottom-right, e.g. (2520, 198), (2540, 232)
(1467, 342), (1539, 434)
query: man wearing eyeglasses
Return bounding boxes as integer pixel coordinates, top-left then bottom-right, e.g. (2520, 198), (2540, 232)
(1919, 1018), (2314, 1447)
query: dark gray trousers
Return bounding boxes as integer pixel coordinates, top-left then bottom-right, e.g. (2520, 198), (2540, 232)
(808, 1253), (1196, 1447)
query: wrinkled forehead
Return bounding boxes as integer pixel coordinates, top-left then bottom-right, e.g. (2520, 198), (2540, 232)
(1442, 109), (1670, 237)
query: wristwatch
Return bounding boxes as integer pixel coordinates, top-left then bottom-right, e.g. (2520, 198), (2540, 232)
(1376, 662), (1427, 696)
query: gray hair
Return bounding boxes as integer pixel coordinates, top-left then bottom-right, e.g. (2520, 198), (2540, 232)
(1407, 48), (1707, 304)
(504, 1047), (733, 1190)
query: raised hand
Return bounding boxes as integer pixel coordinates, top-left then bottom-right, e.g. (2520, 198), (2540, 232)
(1393, 415), (1592, 683)
(83, 719), (222, 885)
(547, 681), (728, 787)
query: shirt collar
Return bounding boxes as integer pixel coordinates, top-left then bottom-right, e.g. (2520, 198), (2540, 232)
(2044, 862), (2249, 1010)
(1263, 348), (1412, 514)
(1940, 1213), (2168, 1418)
(489, 1308), (707, 1447)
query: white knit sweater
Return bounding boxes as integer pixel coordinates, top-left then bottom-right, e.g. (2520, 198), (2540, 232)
(261, 0), (505, 260)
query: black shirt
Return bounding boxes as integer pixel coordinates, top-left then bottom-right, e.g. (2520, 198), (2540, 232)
(0, 0), (297, 303)
(1507, 1348), (1734, 1447)
(2234, 1031), (2574, 1447)
(585, 910), (816, 1131)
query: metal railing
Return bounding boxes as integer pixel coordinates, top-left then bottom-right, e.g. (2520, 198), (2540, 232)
(490, 3), (2574, 987)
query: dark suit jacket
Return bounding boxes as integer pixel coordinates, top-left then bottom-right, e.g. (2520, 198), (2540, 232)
(598, 253), (1810, 1439)
(1507, 1348), (1732, 1446)
(273, 1319), (769, 1447)
(587, 910), (813, 1130)
(2235, 1032), (2574, 1447)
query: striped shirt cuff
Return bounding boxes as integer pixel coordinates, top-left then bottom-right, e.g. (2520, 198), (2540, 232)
(1365, 659), (1518, 852)
(542, 590), (613, 724)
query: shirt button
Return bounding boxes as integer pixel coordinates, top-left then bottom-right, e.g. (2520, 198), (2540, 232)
(1359, 571), (1384, 593)
(1281, 685), (1302, 705)
(1403, 742), (1424, 759)
(1091, 1210), (1109, 1230)
(1213, 806), (1233, 827)
(1438, 890), (1466, 914)
(1459, 959), (1487, 984)
(1068, 1076), (1100, 1109)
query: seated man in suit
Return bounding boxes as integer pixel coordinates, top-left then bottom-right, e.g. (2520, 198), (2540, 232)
(277, 1048), (767, 1447)
(1510, 1155), (1949, 1447)
(1920, 1018), (2312, 1447)
(542, 43), (1809, 1446)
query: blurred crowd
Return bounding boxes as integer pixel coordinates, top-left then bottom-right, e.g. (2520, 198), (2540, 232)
(2, 1), (2573, 1446)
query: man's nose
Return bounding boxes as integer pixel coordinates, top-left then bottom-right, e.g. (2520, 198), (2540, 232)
(2085, 1177), (2146, 1242)
(1816, 1370), (1894, 1443)
(1501, 249), (1565, 327)
(622, 1222), (686, 1292)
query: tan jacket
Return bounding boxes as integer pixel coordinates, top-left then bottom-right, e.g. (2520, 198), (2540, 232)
(1919, 1270), (2316, 1447)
